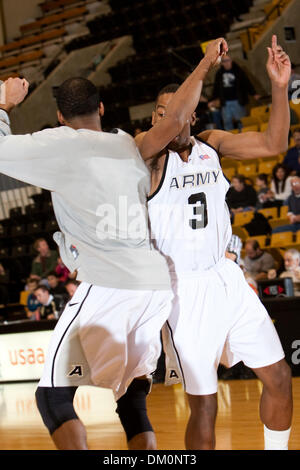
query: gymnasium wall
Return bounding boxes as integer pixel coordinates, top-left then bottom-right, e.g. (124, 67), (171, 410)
(248, 0), (300, 94)
(0, 0), (41, 43)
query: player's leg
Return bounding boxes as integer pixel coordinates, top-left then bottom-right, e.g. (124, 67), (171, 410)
(224, 259), (293, 449)
(115, 289), (173, 450)
(185, 393), (218, 450)
(162, 273), (230, 450)
(251, 359), (292, 450)
(35, 386), (88, 450)
(116, 375), (156, 450)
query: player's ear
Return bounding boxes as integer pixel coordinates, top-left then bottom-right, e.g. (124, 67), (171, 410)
(190, 112), (197, 127)
(99, 101), (104, 117)
(57, 110), (65, 125)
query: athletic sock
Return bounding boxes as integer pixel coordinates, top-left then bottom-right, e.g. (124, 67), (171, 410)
(264, 425), (291, 450)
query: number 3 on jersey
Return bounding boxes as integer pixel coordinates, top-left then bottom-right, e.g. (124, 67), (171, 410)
(188, 192), (208, 230)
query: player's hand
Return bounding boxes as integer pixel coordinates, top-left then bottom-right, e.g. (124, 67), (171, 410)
(2, 77), (29, 111)
(268, 269), (277, 280)
(266, 35), (291, 88)
(205, 38), (228, 67)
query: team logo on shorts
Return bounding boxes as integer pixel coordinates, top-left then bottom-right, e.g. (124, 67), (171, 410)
(68, 365), (83, 377)
(169, 369), (179, 379)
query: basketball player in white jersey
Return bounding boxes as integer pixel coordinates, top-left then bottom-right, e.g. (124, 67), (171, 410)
(135, 36), (293, 450)
(0, 38), (227, 450)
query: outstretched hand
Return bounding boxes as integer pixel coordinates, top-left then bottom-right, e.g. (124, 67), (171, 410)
(2, 77), (29, 111)
(204, 38), (228, 68)
(266, 35), (291, 87)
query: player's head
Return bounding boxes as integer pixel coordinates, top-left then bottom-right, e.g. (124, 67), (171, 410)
(152, 83), (196, 152)
(47, 271), (59, 288)
(34, 285), (50, 304)
(34, 238), (50, 256)
(256, 173), (268, 188)
(292, 128), (300, 147)
(221, 54), (233, 70)
(65, 280), (80, 298)
(284, 249), (300, 271)
(291, 176), (300, 195)
(56, 77), (104, 128)
(231, 175), (246, 192)
(245, 239), (261, 259)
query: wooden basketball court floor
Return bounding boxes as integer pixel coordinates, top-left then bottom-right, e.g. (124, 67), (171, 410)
(0, 378), (299, 450)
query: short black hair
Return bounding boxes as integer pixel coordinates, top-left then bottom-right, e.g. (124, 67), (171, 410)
(34, 285), (50, 293)
(47, 271), (59, 278)
(155, 83), (180, 104)
(56, 77), (100, 120)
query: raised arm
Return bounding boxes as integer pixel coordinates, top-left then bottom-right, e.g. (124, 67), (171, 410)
(203, 35), (291, 160)
(0, 78), (65, 191)
(138, 38), (228, 160)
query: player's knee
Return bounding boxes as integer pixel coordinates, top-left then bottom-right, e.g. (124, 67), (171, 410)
(35, 386), (78, 435)
(264, 360), (292, 396)
(116, 378), (153, 442)
(187, 393), (218, 417)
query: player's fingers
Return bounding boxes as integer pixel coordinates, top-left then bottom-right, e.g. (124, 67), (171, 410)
(272, 34), (277, 51)
(266, 47), (274, 64)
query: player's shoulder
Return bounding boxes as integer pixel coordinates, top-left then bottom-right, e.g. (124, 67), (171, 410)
(197, 129), (236, 154)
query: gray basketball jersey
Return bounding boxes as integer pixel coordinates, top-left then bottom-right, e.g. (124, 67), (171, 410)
(0, 112), (171, 290)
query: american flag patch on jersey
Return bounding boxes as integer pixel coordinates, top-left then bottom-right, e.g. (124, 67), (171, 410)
(199, 154), (211, 160)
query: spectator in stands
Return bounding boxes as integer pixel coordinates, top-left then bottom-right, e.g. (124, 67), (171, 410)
(269, 163), (293, 205)
(34, 285), (64, 320)
(244, 239), (276, 281)
(255, 173), (275, 209)
(25, 278), (41, 321)
(209, 55), (260, 130)
(273, 176), (300, 233)
(55, 256), (76, 283)
(268, 248), (300, 296)
(0, 263), (9, 305)
(288, 63), (300, 100)
(47, 271), (68, 301)
(30, 238), (58, 284)
(65, 279), (80, 299)
(226, 175), (257, 215)
(283, 128), (300, 174)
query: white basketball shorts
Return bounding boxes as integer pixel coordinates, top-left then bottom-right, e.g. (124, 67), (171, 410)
(38, 282), (173, 400)
(162, 258), (285, 396)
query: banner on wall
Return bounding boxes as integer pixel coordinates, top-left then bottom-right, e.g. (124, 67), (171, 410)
(0, 330), (52, 382)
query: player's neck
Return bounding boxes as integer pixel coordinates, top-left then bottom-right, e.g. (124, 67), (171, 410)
(177, 141), (193, 162)
(67, 115), (102, 132)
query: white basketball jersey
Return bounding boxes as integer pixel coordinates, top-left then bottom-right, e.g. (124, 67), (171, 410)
(148, 137), (232, 274)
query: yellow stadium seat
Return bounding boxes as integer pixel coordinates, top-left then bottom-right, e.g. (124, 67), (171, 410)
(237, 160), (258, 177)
(280, 205), (289, 218)
(250, 105), (271, 121)
(241, 124), (259, 132)
(222, 167), (236, 180)
(231, 225), (249, 241)
(270, 231), (294, 247)
(259, 122), (269, 132)
(257, 156), (278, 174)
(232, 211), (254, 226)
(269, 217), (290, 230)
(258, 207), (278, 219)
(240, 116), (260, 127)
(290, 100), (300, 121)
(19, 290), (29, 305)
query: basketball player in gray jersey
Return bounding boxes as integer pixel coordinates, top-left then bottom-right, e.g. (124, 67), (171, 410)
(0, 38), (227, 450)
(136, 36), (293, 450)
